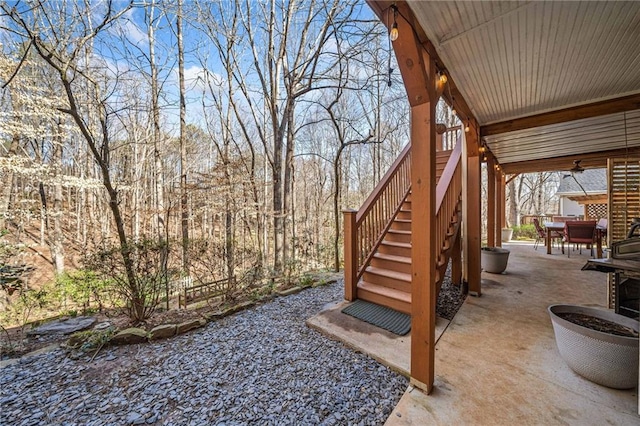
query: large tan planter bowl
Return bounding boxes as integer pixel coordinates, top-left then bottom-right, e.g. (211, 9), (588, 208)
(548, 304), (639, 389)
(481, 247), (510, 274)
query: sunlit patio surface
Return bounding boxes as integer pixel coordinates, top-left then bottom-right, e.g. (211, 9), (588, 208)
(308, 241), (639, 425)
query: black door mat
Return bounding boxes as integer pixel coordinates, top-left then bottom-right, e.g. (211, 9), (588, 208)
(341, 300), (411, 336)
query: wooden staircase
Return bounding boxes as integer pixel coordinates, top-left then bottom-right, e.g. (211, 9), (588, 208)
(357, 152), (461, 314)
(344, 127), (463, 315)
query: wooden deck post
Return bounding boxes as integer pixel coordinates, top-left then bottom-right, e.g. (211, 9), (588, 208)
(343, 210), (358, 301)
(463, 129), (482, 295)
(451, 226), (462, 286)
(373, 0), (437, 393)
(496, 170), (506, 247)
(365, 0), (481, 395)
(410, 99), (437, 394)
(487, 156), (496, 247)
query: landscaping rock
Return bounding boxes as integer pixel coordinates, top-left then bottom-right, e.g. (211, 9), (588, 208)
(0, 280), (418, 425)
(176, 319), (206, 335)
(27, 316), (97, 336)
(66, 334), (88, 349)
(94, 321), (113, 331)
(276, 286), (302, 296)
(149, 324), (177, 340)
(209, 300), (257, 321)
(110, 328), (148, 345)
(237, 300), (256, 310)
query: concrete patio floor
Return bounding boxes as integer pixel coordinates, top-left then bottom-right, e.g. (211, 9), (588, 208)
(307, 241), (639, 425)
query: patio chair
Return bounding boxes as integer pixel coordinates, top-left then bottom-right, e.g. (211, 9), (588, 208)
(533, 217), (562, 250)
(532, 218), (545, 250)
(563, 220), (597, 258)
(597, 218), (608, 240)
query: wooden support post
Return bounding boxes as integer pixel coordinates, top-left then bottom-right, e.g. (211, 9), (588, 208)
(410, 100), (437, 395)
(496, 171), (505, 247)
(365, 0), (482, 395)
(487, 157), (496, 247)
(343, 210), (358, 301)
(464, 130), (482, 295)
(451, 226), (462, 286)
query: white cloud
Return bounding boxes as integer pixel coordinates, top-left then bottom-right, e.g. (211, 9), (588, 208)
(177, 65), (225, 95)
(109, 8), (149, 46)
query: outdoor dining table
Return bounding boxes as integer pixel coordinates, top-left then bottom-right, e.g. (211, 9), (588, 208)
(544, 221), (604, 258)
(543, 222), (566, 255)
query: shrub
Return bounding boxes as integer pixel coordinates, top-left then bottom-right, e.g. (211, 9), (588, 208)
(84, 239), (168, 322)
(512, 224), (537, 240)
(55, 270), (112, 315)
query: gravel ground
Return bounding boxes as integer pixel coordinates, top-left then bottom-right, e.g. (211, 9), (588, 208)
(436, 261), (467, 321)
(0, 282), (409, 426)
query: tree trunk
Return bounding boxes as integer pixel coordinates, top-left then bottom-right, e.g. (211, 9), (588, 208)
(283, 106), (295, 274)
(177, 0), (189, 274)
(333, 152), (342, 272)
(50, 121), (65, 275)
(273, 126), (284, 273)
(0, 134), (19, 230)
(508, 178), (518, 227)
(147, 1), (169, 310)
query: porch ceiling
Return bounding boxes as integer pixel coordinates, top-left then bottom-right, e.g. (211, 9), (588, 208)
(406, 1), (640, 171)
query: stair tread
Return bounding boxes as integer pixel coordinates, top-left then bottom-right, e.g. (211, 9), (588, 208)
(388, 229), (411, 235)
(358, 281), (411, 303)
(364, 266), (411, 282)
(373, 252), (411, 264)
(394, 219), (411, 223)
(381, 240), (412, 248)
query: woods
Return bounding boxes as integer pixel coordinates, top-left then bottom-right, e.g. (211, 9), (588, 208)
(0, 0), (409, 322)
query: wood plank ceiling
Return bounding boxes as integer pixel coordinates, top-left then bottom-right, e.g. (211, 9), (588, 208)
(407, 1), (640, 172)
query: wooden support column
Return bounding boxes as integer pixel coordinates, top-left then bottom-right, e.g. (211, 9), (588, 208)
(463, 130), (482, 295)
(366, 0), (481, 395)
(343, 210), (357, 301)
(364, 0), (438, 394)
(487, 157), (496, 247)
(495, 171), (505, 247)
(410, 99), (437, 395)
(451, 226), (462, 286)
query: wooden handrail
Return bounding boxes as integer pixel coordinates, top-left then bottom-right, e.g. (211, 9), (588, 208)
(434, 138), (463, 272)
(436, 140), (462, 211)
(356, 143), (411, 224)
(344, 143), (411, 300)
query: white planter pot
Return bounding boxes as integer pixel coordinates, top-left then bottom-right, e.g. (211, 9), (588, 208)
(548, 304), (639, 389)
(501, 228), (513, 242)
(481, 247), (510, 274)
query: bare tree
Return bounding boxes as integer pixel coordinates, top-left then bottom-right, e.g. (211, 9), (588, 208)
(176, 0), (189, 273)
(1, 1), (165, 321)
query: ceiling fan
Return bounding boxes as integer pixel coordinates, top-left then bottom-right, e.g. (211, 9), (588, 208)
(570, 159), (585, 174)
(562, 160), (588, 196)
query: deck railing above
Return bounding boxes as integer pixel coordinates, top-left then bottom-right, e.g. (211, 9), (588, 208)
(440, 126), (462, 151)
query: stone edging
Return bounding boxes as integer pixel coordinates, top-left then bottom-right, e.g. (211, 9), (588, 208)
(82, 279), (339, 348)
